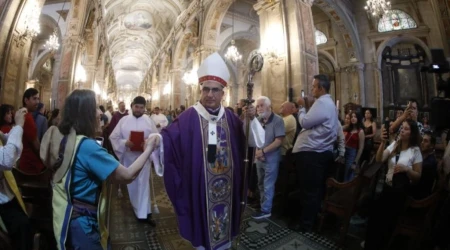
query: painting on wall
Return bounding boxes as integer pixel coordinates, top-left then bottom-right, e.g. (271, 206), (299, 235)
(124, 10), (153, 30)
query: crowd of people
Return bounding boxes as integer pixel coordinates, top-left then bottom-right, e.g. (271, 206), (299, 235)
(0, 51), (449, 250)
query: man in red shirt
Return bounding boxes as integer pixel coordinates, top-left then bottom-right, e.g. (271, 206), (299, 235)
(19, 88), (45, 174)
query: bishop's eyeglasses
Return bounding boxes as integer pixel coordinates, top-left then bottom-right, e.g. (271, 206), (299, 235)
(201, 87), (222, 94)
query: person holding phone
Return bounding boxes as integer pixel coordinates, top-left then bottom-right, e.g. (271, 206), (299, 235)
(389, 99), (424, 141)
(363, 119), (422, 250)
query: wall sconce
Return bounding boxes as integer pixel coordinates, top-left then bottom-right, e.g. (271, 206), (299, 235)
(163, 82), (172, 95)
(261, 47), (284, 65)
(153, 90), (160, 101)
(75, 65), (86, 88)
(260, 24), (285, 65)
(182, 69), (198, 86)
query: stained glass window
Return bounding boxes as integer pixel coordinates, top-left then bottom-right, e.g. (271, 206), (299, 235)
(378, 10), (417, 33)
(315, 30), (327, 45)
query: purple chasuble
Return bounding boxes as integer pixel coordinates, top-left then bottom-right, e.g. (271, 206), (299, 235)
(161, 105), (245, 250)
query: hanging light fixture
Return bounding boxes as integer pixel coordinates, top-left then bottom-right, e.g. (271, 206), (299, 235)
(364, 0), (391, 18)
(45, 29), (59, 51)
(225, 1), (242, 62)
(27, 1), (41, 37)
(20, 0), (41, 39)
(45, 0), (67, 51)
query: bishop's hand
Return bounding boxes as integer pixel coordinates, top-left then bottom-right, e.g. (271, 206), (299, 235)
(243, 105), (256, 120)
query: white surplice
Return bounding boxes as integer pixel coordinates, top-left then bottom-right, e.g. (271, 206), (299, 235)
(150, 113), (169, 132)
(109, 114), (162, 219)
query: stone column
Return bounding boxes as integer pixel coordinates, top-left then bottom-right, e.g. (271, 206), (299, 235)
(254, 0), (318, 109)
(170, 68), (185, 109)
(56, 36), (82, 108)
(85, 65), (96, 89)
(48, 53), (61, 109)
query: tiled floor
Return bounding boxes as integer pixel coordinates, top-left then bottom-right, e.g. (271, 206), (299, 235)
(108, 171), (344, 250)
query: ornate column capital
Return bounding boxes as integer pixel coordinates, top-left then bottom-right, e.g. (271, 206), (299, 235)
(299, 0), (315, 7)
(63, 36), (83, 47)
(254, 0), (281, 14)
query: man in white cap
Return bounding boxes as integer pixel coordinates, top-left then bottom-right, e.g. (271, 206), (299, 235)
(155, 52), (263, 250)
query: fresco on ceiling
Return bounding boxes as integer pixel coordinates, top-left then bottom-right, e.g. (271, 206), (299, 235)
(124, 10), (153, 30)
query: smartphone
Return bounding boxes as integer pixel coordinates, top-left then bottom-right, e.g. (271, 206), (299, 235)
(383, 118), (390, 140)
(95, 137), (104, 146)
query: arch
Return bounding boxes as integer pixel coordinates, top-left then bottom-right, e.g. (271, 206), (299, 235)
(375, 35), (432, 119)
(377, 9), (417, 33)
(317, 50), (338, 70)
(313, 0), (363, 62)
(376, 35), (432, 69)
(31, 51), (55, 79)
(201, 0), (234, 48)
(219, 30), (260, 54)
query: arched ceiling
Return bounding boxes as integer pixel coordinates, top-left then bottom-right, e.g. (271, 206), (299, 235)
(102, 0), (190, 88)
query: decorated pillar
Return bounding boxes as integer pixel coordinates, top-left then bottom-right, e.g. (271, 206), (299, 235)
(254, 0), (318, 109)
(56, 36), (82, 107)
(170, 68), (185, 109)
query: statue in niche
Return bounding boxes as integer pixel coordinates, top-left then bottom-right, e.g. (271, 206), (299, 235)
(191, 18), (199, 38)
(167, 49), (172, 64)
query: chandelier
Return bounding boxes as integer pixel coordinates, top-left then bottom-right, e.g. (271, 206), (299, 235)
(21, 1), (41, 38)
(45, 0), (67, 51)
(27, 10), (41, 37)
(182, 69), (198, 86)
(45, 29), (59, 51)
(224, 2), (242, 62)
(364, 0), (391, 18)
(225, 40), (242, 62)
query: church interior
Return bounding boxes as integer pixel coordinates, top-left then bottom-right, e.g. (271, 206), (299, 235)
(1, 0), (450, 249)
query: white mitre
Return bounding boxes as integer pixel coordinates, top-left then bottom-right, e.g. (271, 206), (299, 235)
(197, 52), (230, 87)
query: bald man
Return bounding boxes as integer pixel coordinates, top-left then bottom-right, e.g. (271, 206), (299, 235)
(280, 101), (297, 156)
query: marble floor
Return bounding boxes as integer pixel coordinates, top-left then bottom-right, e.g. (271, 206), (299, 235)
(107, 172), (346, 250)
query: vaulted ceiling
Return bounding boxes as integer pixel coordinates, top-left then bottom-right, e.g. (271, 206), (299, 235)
(102, 0), (190, 88)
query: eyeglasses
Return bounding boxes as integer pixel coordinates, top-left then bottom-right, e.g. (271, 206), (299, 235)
(201, 87), (222, 94)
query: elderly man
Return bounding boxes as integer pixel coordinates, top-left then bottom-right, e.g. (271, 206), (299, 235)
(157, 52), (263, 250)
(290, 74), (339, 232)
(250, 97), (285, 220)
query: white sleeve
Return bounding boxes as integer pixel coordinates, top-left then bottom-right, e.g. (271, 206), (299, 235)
(412, 147), (423, 164)
(109, 118), (127, 162)
(249, 119), (265, 148)
(150, 133), (164, 177)
(0, 126), (23, 171)
(382, 141), (396, 162)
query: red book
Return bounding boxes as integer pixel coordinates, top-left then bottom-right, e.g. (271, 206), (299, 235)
(129, 131), (144, 152)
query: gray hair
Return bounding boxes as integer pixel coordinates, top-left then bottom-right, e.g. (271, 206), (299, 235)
(257, 96), (271, 107)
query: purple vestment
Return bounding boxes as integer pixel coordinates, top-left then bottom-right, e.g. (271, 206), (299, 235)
(161, 106), (245, 250)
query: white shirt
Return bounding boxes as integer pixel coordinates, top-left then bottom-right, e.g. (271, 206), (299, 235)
(150, 113), (169, 132)
(383, 142), (422, 184)
(293, 94), (338, 153)
(105, 111), (112, 124)
(0, 126), (24, 204)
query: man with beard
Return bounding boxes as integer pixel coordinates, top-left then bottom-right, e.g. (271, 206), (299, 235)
(19, 88), (45, 174)
(109, 96), (161, 226)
